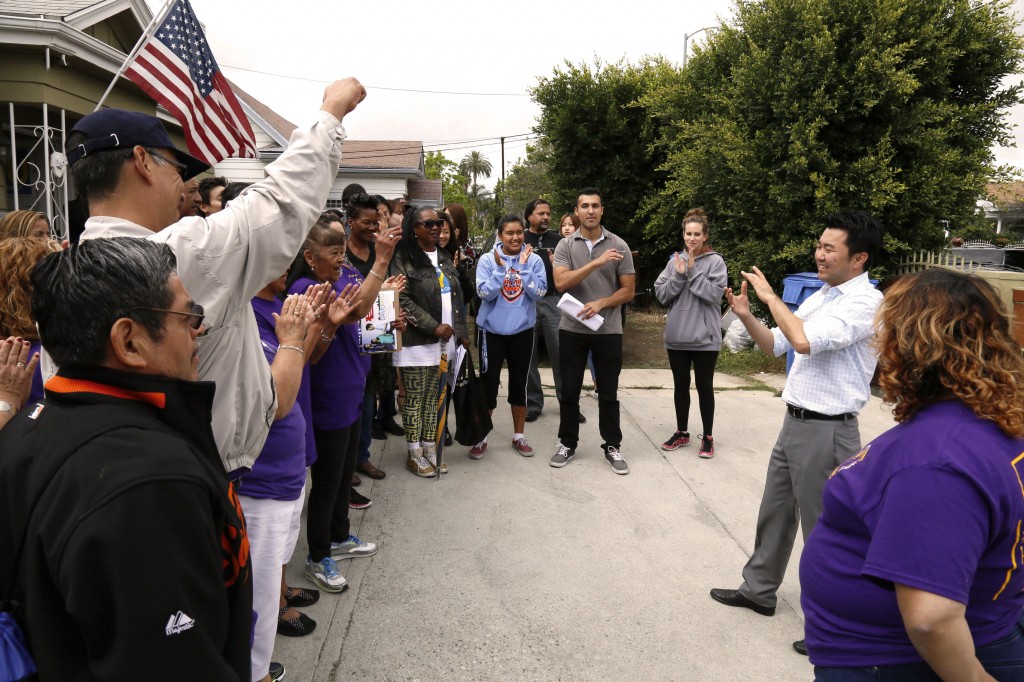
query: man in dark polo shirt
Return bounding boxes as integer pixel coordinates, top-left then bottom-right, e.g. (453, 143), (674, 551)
(550, 188), (635, 475)
(522, 198), (586, 425)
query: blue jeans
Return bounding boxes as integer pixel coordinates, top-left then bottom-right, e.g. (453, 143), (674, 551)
(526, 297), (562, 412)
(814, 616), (1024, 681)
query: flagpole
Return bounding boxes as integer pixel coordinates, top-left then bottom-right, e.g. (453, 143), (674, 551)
(93, 0), (174, 111)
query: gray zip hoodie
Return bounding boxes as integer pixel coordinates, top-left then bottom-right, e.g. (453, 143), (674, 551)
(653, 251), (728, 351)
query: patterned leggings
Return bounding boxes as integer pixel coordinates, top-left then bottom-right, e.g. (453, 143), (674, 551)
(399, 365), (440, 444)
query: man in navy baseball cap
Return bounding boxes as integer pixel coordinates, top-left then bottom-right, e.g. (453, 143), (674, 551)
(66, 108), (209, 180)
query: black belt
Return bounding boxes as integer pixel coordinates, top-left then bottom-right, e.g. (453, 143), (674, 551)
(787, 404), (855, 421)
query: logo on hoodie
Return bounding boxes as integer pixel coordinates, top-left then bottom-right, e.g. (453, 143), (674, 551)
(501, 267), (524, 302)
(165, 611), (195, 635)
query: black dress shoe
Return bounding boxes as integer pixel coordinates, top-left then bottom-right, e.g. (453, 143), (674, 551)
(525, 410), (540, 422)
(578, 412), (587, 424)
(384, 419), (405, 436)
(793, 639), (807, 656)
(709, 588), (776, 616)
(371, 426), (386, 440)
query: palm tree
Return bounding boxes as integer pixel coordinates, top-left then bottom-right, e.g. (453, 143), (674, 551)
(459, 151), (492, 190)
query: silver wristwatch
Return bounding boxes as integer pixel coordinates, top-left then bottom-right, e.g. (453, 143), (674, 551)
(0, 400), (18, 417)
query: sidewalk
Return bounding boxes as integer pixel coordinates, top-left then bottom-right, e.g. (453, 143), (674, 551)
(275, 369), (897, 681)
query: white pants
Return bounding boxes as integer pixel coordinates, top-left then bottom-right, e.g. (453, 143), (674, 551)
(239, 494), (305, 681)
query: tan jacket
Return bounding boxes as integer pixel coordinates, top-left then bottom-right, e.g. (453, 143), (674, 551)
(54, 110), (347, 474)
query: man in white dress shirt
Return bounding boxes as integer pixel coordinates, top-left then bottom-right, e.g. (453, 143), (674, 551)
(709, 211), (884, 656)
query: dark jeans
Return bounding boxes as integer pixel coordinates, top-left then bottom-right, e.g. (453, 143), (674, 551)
(558, 330), (622, 451)
(814, 616), (1024, 681)
(307, 421), (359, 561)
(667, 349), (719, 435)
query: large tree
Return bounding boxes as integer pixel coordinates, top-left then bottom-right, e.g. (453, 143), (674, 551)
(644, 0), (1023, 290)
(531, 57), (679, 284)
(424, 151), (469, 207)
(493, 138), (555, 217)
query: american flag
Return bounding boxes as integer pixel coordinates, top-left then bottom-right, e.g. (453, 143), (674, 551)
(124, 0), (256, 165)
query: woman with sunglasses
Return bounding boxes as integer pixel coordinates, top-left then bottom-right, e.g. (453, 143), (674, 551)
(390, 206), (470, 477)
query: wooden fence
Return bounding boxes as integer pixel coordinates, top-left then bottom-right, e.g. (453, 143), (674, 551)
(895, 250), (980, 276)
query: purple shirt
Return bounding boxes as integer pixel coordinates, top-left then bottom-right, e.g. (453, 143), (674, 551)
(801, 400), (1024, 666)
(236, 297), (307, 501)
(289, 270), (370, 431)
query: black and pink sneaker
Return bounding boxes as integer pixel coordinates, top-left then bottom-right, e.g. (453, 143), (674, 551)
(661, 431), (690, 451)
(698, 435), (715, 459)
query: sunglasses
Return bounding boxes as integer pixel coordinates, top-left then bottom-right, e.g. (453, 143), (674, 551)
(132, 303), (205, 330)
(415, 219), (445, 229)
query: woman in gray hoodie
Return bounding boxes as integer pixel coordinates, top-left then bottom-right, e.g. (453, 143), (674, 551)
(654, 208), (728, 458)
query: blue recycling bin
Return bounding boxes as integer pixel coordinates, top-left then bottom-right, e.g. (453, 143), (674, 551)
(782, 273), (825, 374)
(781, 272), (877, 373)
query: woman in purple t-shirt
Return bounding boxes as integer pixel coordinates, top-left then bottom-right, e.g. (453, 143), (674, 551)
(800, 269), (1024, 680)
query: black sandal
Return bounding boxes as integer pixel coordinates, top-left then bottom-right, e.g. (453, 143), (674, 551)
(284, 586), (320, 607)
(277, 607), (317, 637)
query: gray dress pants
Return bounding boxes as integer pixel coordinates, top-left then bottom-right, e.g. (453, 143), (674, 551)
(738, 412), (862, 608)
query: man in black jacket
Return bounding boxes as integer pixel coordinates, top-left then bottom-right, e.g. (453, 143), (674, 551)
(0, 238), (252, 680)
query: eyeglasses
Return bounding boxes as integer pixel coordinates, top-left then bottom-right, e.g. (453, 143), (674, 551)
(144, 148), (189, 180)
(415, 219), (445, 229)
(131, 303), (205, 330)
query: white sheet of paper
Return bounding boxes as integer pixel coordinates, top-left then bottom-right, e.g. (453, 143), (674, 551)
(449, 344), (468, 389)
(557, 293), (605, 332)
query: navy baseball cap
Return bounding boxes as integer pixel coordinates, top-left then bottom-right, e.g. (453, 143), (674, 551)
(66, 109), (209, 180)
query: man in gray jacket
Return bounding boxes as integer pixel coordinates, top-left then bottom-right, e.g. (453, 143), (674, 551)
(59, 77), (366, 474)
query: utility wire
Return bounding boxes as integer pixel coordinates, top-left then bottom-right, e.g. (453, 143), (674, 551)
(221, 63), (531, 97)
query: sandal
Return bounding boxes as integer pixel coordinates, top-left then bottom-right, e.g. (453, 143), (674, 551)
(283, 586), (320, 607)
(277, 606), (317, 637)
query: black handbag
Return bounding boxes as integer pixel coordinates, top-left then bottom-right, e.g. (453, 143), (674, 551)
(452, 354), (493, 446)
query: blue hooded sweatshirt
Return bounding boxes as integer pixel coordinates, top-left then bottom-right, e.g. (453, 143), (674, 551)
(475, 244), (547, 336)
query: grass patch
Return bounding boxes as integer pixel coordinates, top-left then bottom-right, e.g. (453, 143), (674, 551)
(716, 347), (786, 376)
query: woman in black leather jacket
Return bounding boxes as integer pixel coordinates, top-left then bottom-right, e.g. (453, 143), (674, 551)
(389, 206), (470, 477)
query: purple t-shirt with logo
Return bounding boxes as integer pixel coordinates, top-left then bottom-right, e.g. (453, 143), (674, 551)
(236, 297), (307, 501)
(800, 400), (1024, 666)
(289, 270), (370, 432)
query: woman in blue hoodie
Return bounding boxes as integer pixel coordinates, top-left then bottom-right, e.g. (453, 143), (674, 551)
(473, 215), (548, 459)
(654, 208), (728, 458)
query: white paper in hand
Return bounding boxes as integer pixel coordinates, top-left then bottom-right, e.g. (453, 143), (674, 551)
(557, 293), (605, 332)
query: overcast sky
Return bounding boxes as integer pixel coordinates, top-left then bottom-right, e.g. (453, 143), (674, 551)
(145, 0), (1024, 185)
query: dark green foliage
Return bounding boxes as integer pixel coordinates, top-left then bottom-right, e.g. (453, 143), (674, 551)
(642, 0), (1023, 290)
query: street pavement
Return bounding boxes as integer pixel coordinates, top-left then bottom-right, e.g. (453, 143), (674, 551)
(275, 368), (897, 681)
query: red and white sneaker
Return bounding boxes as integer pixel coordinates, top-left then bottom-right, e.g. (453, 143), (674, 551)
(661, 431), (690, 451)
(512, 437), (534, 457)
(469, 441), (488, 460)
(698, 435), (715, 459)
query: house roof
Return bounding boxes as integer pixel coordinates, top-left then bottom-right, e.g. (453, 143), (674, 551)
(227, 79), (297, 146)
(1, 1), (103, 17)
(407, 178), (442, 205)
(986, 182), (1024, 210)
(342, 141), (423, 170)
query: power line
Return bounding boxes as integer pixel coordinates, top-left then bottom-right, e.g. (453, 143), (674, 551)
(221, 64), (532, 97)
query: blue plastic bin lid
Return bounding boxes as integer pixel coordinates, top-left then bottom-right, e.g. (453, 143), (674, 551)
(781, 272), (825, 304)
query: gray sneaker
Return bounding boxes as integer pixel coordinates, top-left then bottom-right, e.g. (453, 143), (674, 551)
(330, 534), (379, 559)
(605, 446), (629, 475)
(550, 443), (575, 468)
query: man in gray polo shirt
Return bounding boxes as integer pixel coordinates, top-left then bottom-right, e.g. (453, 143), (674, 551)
(550, 187), (635, 474)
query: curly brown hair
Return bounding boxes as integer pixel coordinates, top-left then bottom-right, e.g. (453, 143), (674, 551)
(0, 210), (48, 239)
(0, 237), (61, 339)
(875, 269), (1024, 437)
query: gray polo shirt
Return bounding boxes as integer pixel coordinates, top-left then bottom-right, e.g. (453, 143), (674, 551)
(552, 226), (635, 335)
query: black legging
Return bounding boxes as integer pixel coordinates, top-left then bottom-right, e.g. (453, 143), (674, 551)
(667, 349), (719, 436)
(307, 422), (359, 562)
